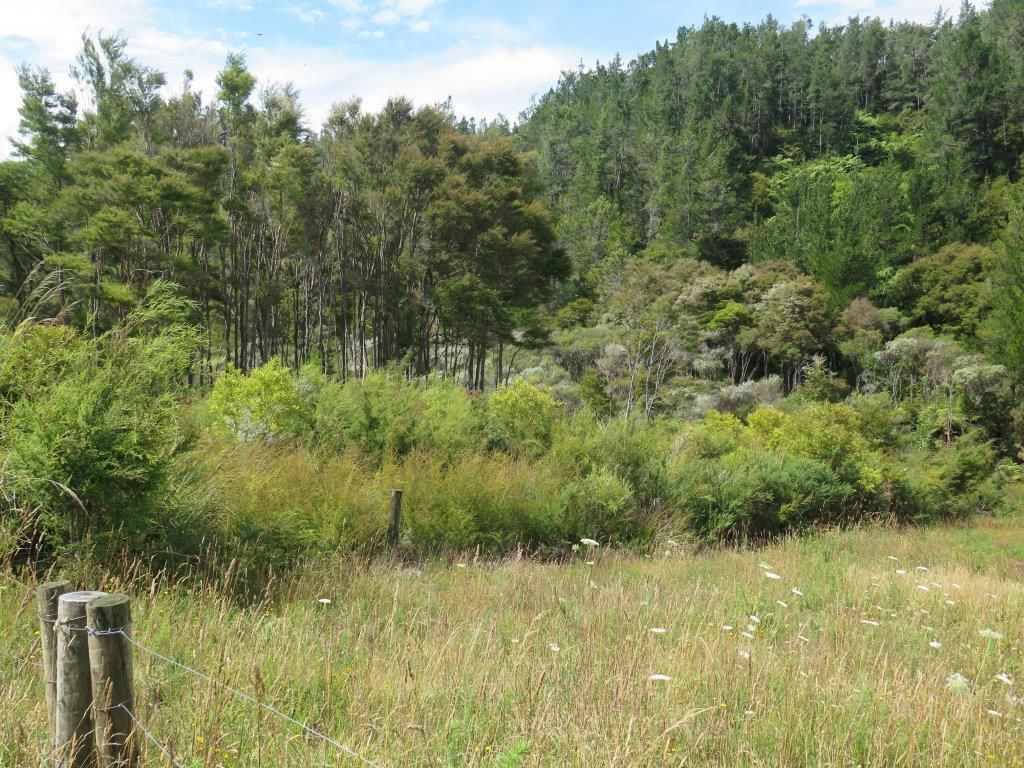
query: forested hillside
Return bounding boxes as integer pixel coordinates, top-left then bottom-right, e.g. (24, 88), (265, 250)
(2, 2), (1024, 562)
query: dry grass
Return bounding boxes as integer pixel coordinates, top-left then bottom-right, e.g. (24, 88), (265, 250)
(3, 517), (1024, 767)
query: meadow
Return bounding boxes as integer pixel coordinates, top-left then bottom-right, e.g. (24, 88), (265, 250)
(4, 516), (1024, 768)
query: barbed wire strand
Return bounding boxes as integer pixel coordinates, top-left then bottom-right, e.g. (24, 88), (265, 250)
(121, 633), (387, 768)
(116, 704), (188, 768)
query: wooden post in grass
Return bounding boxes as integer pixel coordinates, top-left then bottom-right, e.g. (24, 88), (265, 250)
(388, 488), (402, 555)
(56, 590), (106, 768)
(87, 595), (138, 768)
(38, 580), (71, 753)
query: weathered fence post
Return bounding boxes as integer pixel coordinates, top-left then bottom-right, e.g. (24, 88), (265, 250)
(56, 590), (106, 768)
(388, 489), (402, 555)
(38, 580), (71, 753)
(87, 595), (138, 768)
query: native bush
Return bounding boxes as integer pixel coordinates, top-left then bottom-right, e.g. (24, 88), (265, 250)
(1, 283), (200, 547)
(205, 358), (311, 443)
(487, 379), (565, 458)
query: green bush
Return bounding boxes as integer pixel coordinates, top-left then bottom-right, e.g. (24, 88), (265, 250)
(487, 379), (564, 458)
(2, 283), (199, 545)
(312, 373), (485, 463)
(205, 358), (311, 443)
(671, 449), (855, 541)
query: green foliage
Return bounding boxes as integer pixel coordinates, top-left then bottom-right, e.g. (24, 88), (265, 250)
(487, 380), (564, 458)
(1, 283), (199, 546)
(205, 358), (310, 443)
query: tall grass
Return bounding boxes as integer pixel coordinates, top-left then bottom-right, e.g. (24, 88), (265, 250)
(3, 516), (1024, 766)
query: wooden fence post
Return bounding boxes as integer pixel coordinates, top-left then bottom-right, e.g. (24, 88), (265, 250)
(87, 595), (138, 768)
(388, 489), (402, 555)
(56, 590), (106, 768)
(37, 580), (71, 754)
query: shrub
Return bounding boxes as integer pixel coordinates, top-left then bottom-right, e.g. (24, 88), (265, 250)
(205, 358), (310, 443)
(671, 449), (854, 541)
(2, 283), (199, 545)
(487, 379), (564, 458)
(312, 373), (485, 463)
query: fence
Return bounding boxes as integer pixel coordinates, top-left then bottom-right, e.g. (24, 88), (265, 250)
(32, 580), (392, 768)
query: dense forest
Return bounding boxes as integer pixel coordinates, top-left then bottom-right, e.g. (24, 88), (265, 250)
(2, 2), (1024, 562)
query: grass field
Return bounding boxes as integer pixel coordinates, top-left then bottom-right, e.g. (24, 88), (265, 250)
(4, 517), (1024, 767)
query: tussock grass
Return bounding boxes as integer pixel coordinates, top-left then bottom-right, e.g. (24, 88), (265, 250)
(3, 518), (1024, 766)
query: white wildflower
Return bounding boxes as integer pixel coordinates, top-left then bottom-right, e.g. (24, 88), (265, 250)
(860, 619), (880, 626)
(585, 561), (595, 566)
(928, 640), (942, 650)
(896, 569), (907, 575)
(979, 629), (1004, 640)
(317, 598), (331, 605)
(548, 642), (560, 653)
(797, 635), (810, 643)
(749, 615), (761, 624)
(791, 588), (804, 597)
(649, 673), (672, 682)
(988, 709), (1003, 717)
(916, 585), (930, 592)
(887, 556), (899, 561)
(740, 631), (755, 639)
(738, 650), (750, 660)
(758, 562), (772, 570)
(916, 566), (929, 572)
(765, 572), (782, 580)
(996, 673), (1014, 686)
(580, 538), (600, 547)
(722, 625), (734, 631)
(945, 672), (970, 692)
(649, 627), (667, 635)
(776, 600), (789, 608)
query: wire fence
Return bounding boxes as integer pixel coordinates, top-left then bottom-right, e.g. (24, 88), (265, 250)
(4, 574), (388, 768)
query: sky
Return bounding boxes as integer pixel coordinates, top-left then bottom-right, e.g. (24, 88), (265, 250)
(0, 0), (950, 157)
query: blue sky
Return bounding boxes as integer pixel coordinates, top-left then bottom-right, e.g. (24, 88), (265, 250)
(0, 0), (948, 155)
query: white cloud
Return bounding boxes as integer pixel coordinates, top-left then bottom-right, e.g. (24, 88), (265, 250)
(371, 9), (401, 25)
(283, 4), (327, 23)
(0, 0), (584, 155)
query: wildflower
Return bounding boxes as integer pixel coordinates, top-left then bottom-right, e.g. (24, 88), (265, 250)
(916, 585), (930, 592)
(888, 556), (899, 561)
(979, 629), (1004, 640)
(589, 581), (598, 589)
(764, 572), (782, 580)
(456, 563), (467, 568)
(988, 593), (997, 599)
(571, 544), (579, 552)
(722, 625), (734, 631)
(860, 619), (879, 626)
(649, 674), (672, 682)
(758, 562), (772, 570)
(746, 623), (757, 632)
(776, 600), (789, 608)
(797, 635), (810, 643)
(740, 631), (755, 639)
(580, 538), (600, 547)
(929, 640), (942, 650)
(585, 561), (595, 566)
(987, 710), (1003, 718)
(916, 566), (929, 572)
(749, 615), (761, 624)
(510, 637), (520, 644)
(667, 539), (679, 547)
(649, 627), (667, 634)
(738, 650), (750, 659)
(930, 582), (942, 589)
(945, 600), (956, 606)
(996, 673), (1014, 686)
(744, 709), (755, 716)
(952, 583), (962, 589)
(946, 672), (970, 692)
(791, 588), (804, 597)
(548, 643), (560, 653)
(896, 569), (907, 575)
(317, 598), (331, 605)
